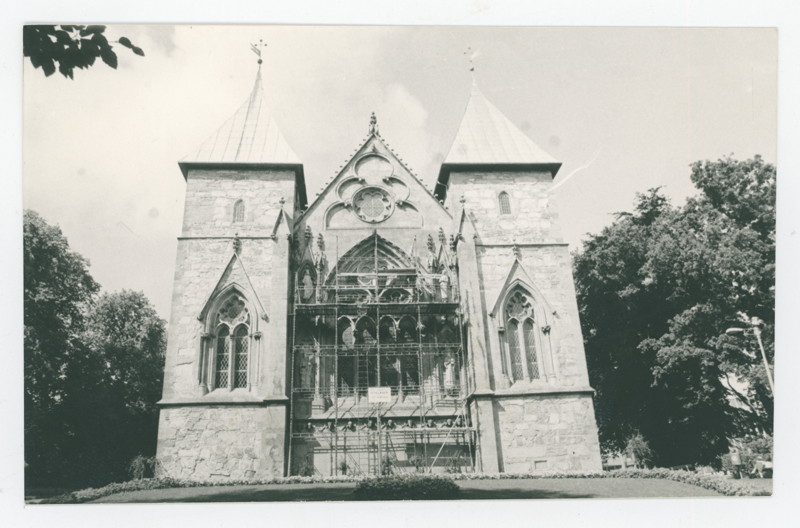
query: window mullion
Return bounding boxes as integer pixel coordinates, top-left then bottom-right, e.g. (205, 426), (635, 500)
(228, 335), (235, 391)
(518, 325), (530, 381)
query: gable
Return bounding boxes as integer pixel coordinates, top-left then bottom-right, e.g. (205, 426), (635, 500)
(298, 133), (451, 233)
(197, 252), (267, 323)
(489, 258), (554, 318)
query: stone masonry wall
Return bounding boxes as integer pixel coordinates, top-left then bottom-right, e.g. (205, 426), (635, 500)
(161, 237), (280, 400)
(161, 168), (294, 401)
(157, 167), (296, 479)
(445, 168), (601, 473)
(446, 171), (562, 244)
(157, 405), (286, 480)
(476, 245), (590, 387)
(182, 169), (296, 237)
(495, 393), (602, 473)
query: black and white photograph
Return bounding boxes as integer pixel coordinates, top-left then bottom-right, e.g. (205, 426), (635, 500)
(5, 4), (797, 526)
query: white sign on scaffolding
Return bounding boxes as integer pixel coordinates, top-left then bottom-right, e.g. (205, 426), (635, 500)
(368, 387), (391, 404)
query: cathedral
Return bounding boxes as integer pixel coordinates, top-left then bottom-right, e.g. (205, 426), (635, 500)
(155, 64), (602, 479)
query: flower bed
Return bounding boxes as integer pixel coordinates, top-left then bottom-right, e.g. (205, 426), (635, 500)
(447, 469), (771, 497)
(38, 468), (769, 504)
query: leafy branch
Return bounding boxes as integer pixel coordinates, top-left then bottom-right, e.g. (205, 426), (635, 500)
(23, 25), (144, 79)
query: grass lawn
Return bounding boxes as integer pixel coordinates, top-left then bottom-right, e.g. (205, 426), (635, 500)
(89, 477), (740, 503)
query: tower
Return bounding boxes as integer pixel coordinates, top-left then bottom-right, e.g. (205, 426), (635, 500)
(434, 78), (602, 472)
(155, 65), (307, 479)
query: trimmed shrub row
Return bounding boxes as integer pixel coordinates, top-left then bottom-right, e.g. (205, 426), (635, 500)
(38, 468), (770, 504)
(353, 474), (460, 501)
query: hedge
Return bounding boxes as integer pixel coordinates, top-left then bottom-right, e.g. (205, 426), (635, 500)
(37, 468), (770, 504)
(353, 474), (460, 500)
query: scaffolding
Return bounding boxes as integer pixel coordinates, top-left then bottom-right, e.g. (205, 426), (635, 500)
(288, 235), (476, 476)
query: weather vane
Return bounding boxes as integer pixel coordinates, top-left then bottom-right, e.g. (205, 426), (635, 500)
(251, 39), (266, 65)
(464, 46), (481, 72)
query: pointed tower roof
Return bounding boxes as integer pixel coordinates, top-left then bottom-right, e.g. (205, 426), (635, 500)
(179, 69), (307, 206)
(435, 78), (561, 201)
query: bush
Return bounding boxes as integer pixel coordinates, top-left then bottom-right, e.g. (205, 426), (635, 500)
(128, 455), (161, 480)
(353, 474), (459, 501)
(624, 432), (653, 469)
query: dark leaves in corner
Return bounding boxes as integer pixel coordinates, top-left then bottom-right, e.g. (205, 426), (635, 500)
(24, 25), (144, 79)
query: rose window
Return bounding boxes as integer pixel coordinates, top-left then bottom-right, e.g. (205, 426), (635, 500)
(353, 187), (393, 223)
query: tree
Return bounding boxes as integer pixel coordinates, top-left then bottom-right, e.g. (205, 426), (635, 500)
(24, 210), (167, 490)
(61, 291), (167, 486)
(24, 210), (100, 486)
(573, 156), (775, 468)
(24, 25), (144, 79)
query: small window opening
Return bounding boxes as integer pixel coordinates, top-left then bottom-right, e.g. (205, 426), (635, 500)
(499, 192), (511, 214)
(233, 200), (245, 223)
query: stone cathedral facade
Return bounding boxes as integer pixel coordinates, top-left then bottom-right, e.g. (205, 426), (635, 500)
(155, 68), (602, 479)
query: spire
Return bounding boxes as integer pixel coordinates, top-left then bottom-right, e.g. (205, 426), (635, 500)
(443, 78), (559, 166)
(180, 68), (302, 173)
(435, 78), (561, 201)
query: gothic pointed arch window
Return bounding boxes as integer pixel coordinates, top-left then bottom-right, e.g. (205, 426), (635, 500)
(499, 191), (512, 215)
(209, 291), (252, 391)
(233, 199), (245, 223)
(504, 289), (541, 382)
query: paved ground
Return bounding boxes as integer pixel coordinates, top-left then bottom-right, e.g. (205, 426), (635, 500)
(91, 478), (734, 503)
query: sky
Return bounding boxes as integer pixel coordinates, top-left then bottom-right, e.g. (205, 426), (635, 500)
(22, 26), (777, 318)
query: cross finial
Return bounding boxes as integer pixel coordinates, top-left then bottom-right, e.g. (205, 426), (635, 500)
(464, 46), (480, 73)
(279, 196), (286, 206)
(460, 194), (466, 204)
(251, 40), (266, 66)
(369, 112), (379, 136)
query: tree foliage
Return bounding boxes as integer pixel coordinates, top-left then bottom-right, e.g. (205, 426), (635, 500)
(573, 156), (775, 468)
(24, 211), (166, 490)
(24, 25), (144, 79)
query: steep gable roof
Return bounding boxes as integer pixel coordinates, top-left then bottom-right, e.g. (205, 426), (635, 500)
(435, 78), (562, 201)
(178, 69), (307, 207)
(182, 70), (301, 166)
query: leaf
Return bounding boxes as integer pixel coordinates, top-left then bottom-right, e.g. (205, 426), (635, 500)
(118, 36), (133, 49)
(100, 47), (118, 69)
(59, 61), (75, 80)
(131, 46), (145, 57)
(40, 57), (56, 77)
(84, 25), (106, 35)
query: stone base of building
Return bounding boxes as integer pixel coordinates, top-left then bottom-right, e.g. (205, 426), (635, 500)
(490, 392), (603, 473)
(155, 404), (287, 480)
(155, 393), (601, 480)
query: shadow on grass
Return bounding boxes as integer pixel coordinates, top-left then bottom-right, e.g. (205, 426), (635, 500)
(105, 485), (356, 503)
(455, 487), (594, 500)
(103, 486), (592, 503)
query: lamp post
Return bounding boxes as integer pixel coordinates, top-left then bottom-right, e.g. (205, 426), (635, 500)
(726, 316), (774, 397)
